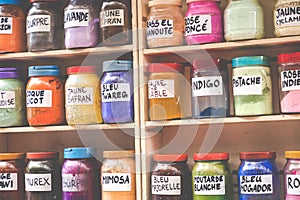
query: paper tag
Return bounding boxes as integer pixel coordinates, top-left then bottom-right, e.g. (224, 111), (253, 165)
(0, 91), (15, 108)
(26, 15), (51, 33)
(148, 80), (175, 99)
(232, 76), (262, 96)
(100, 9), (124, 27)
(64, 9), (89, 29)
(275, 6), (300, 27)
(151, 175), (181, 195)
(0, 17), (13, 34)
(287, 175), (300, 195)
(185, 15), (212, 36)
(62, 174), (89, 192)
(102, 173), (131, 192)
(66, 87), (94, 105)
(101, 83), (131, 102)
(146, 19), (174, 39)
(281, 70), (300, 91)
(25, 173), (52, 192)
(192, 76), (223, 97)
(26, 90), (52, 108)
(240, 175), (273, 194)
(0, 173), (18, 191)
(194, 175), (225, 195)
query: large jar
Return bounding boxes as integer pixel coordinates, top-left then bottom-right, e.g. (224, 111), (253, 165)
(0, 68), (25, 127)
(224, 0), (265, 41)
(146, 0), (184, 48)
(64, 0), (99, 49)
(26, 0), (64, 52)
(65, 66), (102, 125)
(284, 151), (300, 200)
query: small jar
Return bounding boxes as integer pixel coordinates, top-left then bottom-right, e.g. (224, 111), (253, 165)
(101, 150), (135, 200)
(25, 152), (61, 200)
(192, 59), (229, 118)
(278, 52), (300, 113)
(100, 0), (131, 46)
(65, 66), (102, 125)
(224, 0), (265, 41)
(284, 151), (300, 200)
(62, 147), (100, 200)
(26, 0), (64, 52)
(26, 66), (64, 126)
(0, 0), (26, 53)
(64, 0), (100, 49)
(185, 0), (223, 45)
(146, 0), (184, 48)
(192, 153), (232, 200)
(0, 68), (25, 127)
(0, 153), (25, 199)
(238, 151), (280, 200)
(151, 154), (191, 200)
(101, 60), (134, 123)
(274, 0), (300, 37)
(232, 56), (273, 116)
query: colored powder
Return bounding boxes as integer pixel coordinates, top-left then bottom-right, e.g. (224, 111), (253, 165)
(281, 91), (300, 113)
(284, 151), (300, 200)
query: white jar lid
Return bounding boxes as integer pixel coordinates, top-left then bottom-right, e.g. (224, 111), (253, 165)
(149, 0), (182, 7)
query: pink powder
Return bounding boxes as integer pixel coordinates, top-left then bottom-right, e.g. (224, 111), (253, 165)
(281, 90), (300, 113)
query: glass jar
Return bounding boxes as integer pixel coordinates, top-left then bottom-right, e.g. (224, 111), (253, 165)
(224, 0), (265, 41)
(274, 0), (300, 37)
(185, 0), (223, 45)
(27, 0), (64, 52)
(146, 0), (184, 48)
(101, 60), (134, 123)
(101, 150), (136, 200)
(192, 59), (229, 118)
(0, 0), (26, 53)
(0, 153), (25, 199)
(192, 152), (232, 200)
(151, 154), (191, 200)
(25, 152), (61, 200)
(238, 151), (280, 200)
(232, 56), (273, 116)
(26, 65), (64, 126)
(100, 0), (131, 46)
(0, 68), (25, 127)
(65, 66), (102, 125)
(64, 0), (99, 49)
(284, 151), (300, 200)
(62, 147), (100, 200)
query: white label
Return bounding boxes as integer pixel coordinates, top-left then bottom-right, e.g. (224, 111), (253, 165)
(232, 76), (262, 96)
(281, 70), (300, 91)
(0, 173), (18, 191)
(192, 76), (223, 97)
(185, 15), (212, 36)
(26, 90), (52, 108)
(275, 6), (300, 27)
(25, 173), (52, 192)
(146, 19), (174, 39)
(287, 175), (300, 195)
(26, 15), (51, 33)
(0, 91), (15, 108)
(100, 9), (124, 27)
(102, 173), (131, 192)
(194, 175), (225, 195)
(148, 80), (175, 99)
(240, 175), (273, 194)
(62, 174), (89, 192)
(101, 83), (131, 102)
(66, 87), (94, 105)
(151, 175), (181, 195)
(64, 9), (89, 29)
(0, 17), (13, 34)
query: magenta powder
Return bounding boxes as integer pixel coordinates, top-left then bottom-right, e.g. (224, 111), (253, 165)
(281, 91), (300, 113)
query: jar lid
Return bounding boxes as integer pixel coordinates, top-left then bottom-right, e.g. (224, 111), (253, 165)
(153, 154), (188, 162)
(192, 59), (227, 71)
(103, 60), (133, 72)
(103, 150), (135, 159)
(26, 152), (59, 160)
(0, 153), (25, 160)
(278, 52), (300, 64)
(30, 0), (59, 2)
(285, 151), (300, 159)
(232, 56), (270, 68)
(240, 151), (276, 160)
(194, 152), (229, 161)
(186, 0), (220, 3)
(0, 0), (21, 5)
(148, 63), (183, 73)
(149, 0), (182, 7)
(64, 147), (96, 159)
(28, 66), (60, 77)
(67, 66), (97, 74)
(0, 68), (20, 79)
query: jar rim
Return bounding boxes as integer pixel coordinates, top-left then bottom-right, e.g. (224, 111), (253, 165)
(232, 56), (270, 68)
(194, 152), (229, 161)
(0, 153), (25, 160)
(148, 63), (183, 73)
(153, 154), (187, 162)
(26, 152), (59, 160)
(103, 150), (135, 159)
(278, 52), (300, 64)
(240, 151), (276, 160)
(67, 66), (97, 74)
(149, 0), (182, 7)
(285, 151), (300, 159)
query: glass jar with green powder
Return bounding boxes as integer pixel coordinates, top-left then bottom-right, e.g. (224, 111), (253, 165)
(232, 56), (273, 116)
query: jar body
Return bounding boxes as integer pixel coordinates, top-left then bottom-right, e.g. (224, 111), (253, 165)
(224, 0), (265, 41)
(185, 1), (223, 45)
(284, 159), (300, 199)
(27, 2), (64, 52)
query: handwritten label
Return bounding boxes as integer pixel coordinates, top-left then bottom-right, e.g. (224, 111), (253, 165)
(0, 91), (15, 108)
(101, 83), (130, 102)
(275, 5), (300, 27)
(64, 9), (89, 29)
(25, 173), (52, 192)
(194, 175), (225, 195)
(240, 175), (273, 194)
(151, 175), (181, 195)
(192, 76), (223, 97)
(287, 175), (300, 195)
(232, 76), (262, 96)
(0, 173), (18, 191)
(66, 87), (94, 105)
(146, 19), (174, 39)
(26, 90), (52, 107)
(100, 9), (124, 27)
(0, 17), (12, 34)
(281, 70), (300, 91)
(26, 15), (51, 33)
(185, 15), (212, 36)
(148, 80), (175, 99)
(102, 173), (131, 191)
(62, 174), (89, 192)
